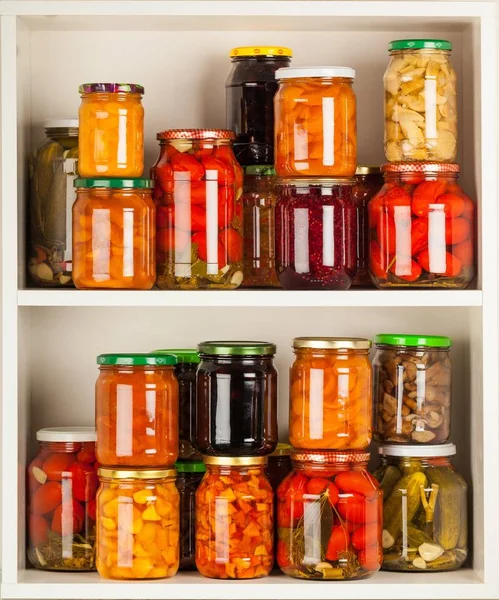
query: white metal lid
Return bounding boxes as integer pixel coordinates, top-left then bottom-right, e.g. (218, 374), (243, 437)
(44, 118), (79, 129)
(276, 66), (356, 80)
(379, 443), (456, 457)
(36, 427), (96, 442)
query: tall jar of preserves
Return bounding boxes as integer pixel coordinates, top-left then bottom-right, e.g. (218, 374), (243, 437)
(384, 40), (457, 162)
(195, 456), (273, 579)
(27, 427), (98, 571)
(374, 444), (467, 572)
(78, 83), (144, 177)
(28, 119), (79, 287)
(151, 129), (244, 290)
(277, 450), (382, 580)
(266, 443), (292, 559)
(176, 461), (205, 570)
(290, 337), (372, 450)
(196, 341), (278, 456)
(226, 46), (292, 166)
(368, 163), (475, 288)
(274, 67), (357, 177)
(95, 353), (179, 467)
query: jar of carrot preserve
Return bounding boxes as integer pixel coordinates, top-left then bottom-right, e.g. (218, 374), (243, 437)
(78, 83), (144, 177)
(195, 456), (274, 579)
(96, 467), (179, 579)
(274, 67), (357, 177)
(27, 427), (97, 571)
(72, 178), (156, 289)
(95, 353), (179, 467)
(277, 450), (382, 580)
(289, 337), (372, 450)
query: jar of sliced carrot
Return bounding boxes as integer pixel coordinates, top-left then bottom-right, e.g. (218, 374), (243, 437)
(289, 337), (372, 450)
(195, 456), (274, 579)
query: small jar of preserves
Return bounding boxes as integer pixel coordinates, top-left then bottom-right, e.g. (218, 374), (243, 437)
(27, 427), (98, 571)
(196, 341), (278, 456)
(95, 353), (179, 467)
(290, 337), (372, 450)
(277, 450), (382, 580)
(78, 83), (144, 177)
(72, 178), (156, 290)
(374, 444), (467, 572)
(176, 461), (206, 570)
(275, 67), (357, 177)
(266, 443), (292, 559)
(195, 456), (274, 579)
(373, 334), (452, 444)
(368, 163), (475, 288)
(96, 467), (179, 579)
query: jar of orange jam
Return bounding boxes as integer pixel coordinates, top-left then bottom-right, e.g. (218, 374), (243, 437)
(78, 83), (144, 177)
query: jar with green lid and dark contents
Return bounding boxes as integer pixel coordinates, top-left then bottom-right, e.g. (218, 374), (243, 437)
(176, 461), (206, 570)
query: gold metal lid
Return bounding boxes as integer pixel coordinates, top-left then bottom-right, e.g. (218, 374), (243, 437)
(356, 165), (381, 175)
(292, 337), (371, 350)
(203, 456), (268, 466)
(98, 467), (177, 480)
(291, 450), (371, 464)
(270, 443), (292, 457)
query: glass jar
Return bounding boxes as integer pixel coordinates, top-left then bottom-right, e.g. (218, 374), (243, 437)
(28, 119), (79, 287)
(96, 467), (179, 579)
(196, 341), (278, 456)
(78, 83), (144, 177)
(226, 46), (292, 166)
(176, 461), (206, 570)
(72, 178), (156, 290)
(27, 427), (97, 571)
(352, 166), (383, 286)
(151, 129), (244, 290)
(274, 67), (357, 177)
(373, 334), (452, 444)
(95, 353), (179, 467)
(368, 163), (475, 288)
(290, 337), (372, 450)
(195, 456), (273, 579)
(277, 450), (382, 580)
(266, 443), (292, 560)
(241, 165), (280, 288)
(275, 179), (357, 290)
(374, 444), (467, 572)
(384, 40), (457, 162)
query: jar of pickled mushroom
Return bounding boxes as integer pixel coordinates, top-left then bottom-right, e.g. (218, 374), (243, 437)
(28, 118), (79, 287)
(277, 450), (382, 580)
(373, 333), (452, 444)
(266, 443), (292, 559)
(78, 83), (144, 177)
(27, 427), (97, 571)
(95, 353), (179, 467)
(368, 163), (475, 288)
(242, 165), (280, 288)
(176, 461), (205, 570)
(352, 166), (383, 286)
(195, 456), (273, 579)
(290, 337), (372, 450)
(384, 40), (457, 162)
(226, 46), (292, 166)
(151, 129), (244, 290)
(275, 179), (357, 290)
(72, 178), (156, 289)
(96, 467), (179, 579)
(275, 67), (357, 177)
(374, 444), (467, 572)
(197, 341), (278, 456)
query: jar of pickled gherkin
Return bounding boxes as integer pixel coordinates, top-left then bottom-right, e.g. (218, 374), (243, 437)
(176, 461), (206, 570)
(374, 444), (467, 572)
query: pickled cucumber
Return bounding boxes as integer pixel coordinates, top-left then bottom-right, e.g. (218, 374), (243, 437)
(383, 472), (427, 539)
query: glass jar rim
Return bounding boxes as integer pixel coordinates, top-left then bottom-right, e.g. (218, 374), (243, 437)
(293, 337), (371, 350)
(98, 467), (176, 479)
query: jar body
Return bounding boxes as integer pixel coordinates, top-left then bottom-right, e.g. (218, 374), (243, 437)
(275, 77), (357, 177)
(176, 470), (204, 570)
(384, 49), (457, 162)
(266, 449), (292, 559)
(27, 441), (98, 571)
(96, 365), (179, 466)
(176, 363), (202, 461)
(195, 464), (274, 578)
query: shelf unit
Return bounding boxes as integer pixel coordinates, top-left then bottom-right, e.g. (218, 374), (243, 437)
(1, 1), (498, 599)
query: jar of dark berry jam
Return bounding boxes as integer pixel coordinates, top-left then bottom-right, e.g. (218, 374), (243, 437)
(176, 461), (206, 570)
(196, 341), (278, 456)
(275, 178), (357, 289)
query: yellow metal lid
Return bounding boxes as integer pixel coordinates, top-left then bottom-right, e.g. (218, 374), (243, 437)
(98, 467), (176, 480)
(230, 46), (292, 58)
(293, 337), (371, 350)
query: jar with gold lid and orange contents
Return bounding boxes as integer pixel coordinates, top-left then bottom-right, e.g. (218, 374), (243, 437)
(289, 337), (372, 450)
(96, 467), (179, 580)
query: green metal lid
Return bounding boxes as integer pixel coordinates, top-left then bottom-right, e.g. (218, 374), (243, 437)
(245, 165), (276, 176)
(198, 341), (276, 356)
(75, 178), (153, 189)
(175, 461), (206, 473)
(154, 349), (200, 364)
(97, 353), (177, 366)
(374, 334), (452, 348)
(389, 39), (452, 52)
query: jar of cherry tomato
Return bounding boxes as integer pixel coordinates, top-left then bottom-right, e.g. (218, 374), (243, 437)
(368, 163), (475, 288)
(151, 129), (244, 290)
(27, 427), (98, 571)
(78, 83), (144, 177)
(176, 461), (206, 570)
(277, 450), (382, 580)
(195, 456), (273, 579)
(95, 353), (179, 467)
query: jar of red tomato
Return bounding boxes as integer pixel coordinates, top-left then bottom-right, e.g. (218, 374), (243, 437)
(368, 163), (475, 288)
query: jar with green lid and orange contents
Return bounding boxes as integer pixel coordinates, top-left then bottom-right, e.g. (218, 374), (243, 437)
(176, 461), (206, 570)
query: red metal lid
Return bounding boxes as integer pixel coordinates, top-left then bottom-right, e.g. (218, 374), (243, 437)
(157, 129), (235, 141)
(382, 162), (460, 174)
(291, 449), (371, 464)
